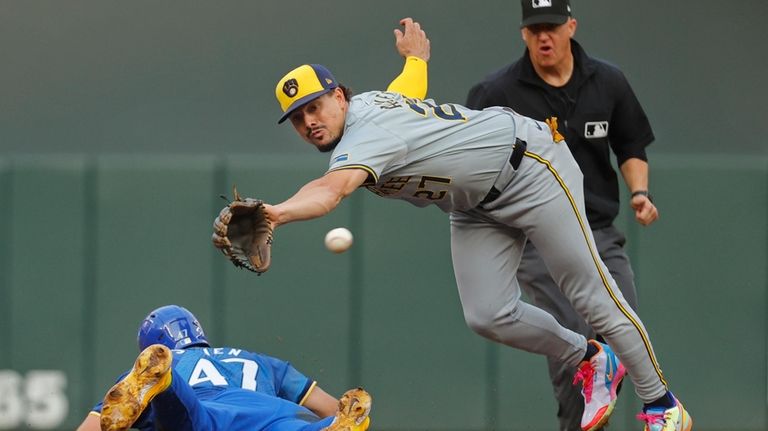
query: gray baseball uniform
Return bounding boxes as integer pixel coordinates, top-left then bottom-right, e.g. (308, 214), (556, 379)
(327, 90), (667, 402)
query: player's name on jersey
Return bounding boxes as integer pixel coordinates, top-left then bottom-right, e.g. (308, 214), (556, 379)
(174, 347), (244, 357)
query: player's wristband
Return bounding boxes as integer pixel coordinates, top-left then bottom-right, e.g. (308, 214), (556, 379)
(631, 190), (653, 203)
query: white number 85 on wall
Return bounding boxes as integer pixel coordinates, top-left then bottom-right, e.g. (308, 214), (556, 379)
(0, 370), (67, 429)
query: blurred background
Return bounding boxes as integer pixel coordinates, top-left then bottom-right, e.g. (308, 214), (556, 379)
(0, 1), (765, 430)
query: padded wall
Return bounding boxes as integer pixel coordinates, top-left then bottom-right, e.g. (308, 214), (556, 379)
(0, 154), (764, 431)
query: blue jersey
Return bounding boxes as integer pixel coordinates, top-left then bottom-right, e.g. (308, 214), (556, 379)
(91, 347), (316, 430)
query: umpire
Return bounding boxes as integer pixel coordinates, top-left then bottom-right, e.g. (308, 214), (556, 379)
(466, 1), (658, 430)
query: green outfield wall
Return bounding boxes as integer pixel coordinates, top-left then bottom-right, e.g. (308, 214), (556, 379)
(0, 154), (764, 431)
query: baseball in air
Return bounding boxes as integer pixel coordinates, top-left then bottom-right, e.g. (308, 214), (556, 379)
(324, 227), (354, 253)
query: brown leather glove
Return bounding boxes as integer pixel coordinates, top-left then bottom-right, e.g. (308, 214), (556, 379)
(212, 188), (273, 274)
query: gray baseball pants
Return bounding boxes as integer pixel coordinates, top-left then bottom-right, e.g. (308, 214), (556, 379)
(449, 114), (667, 403)
(519, 227), (639, 431)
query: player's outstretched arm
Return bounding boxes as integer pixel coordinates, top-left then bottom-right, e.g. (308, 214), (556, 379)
(387, 17), (429, 99)
(303, 385), (341, 418)
(75, 412), (101, 431)
(265, 168), (368, 227)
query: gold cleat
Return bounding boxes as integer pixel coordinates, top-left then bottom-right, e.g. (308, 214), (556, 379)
(324, 388), (372, 431)
(100, 344), (173, 431)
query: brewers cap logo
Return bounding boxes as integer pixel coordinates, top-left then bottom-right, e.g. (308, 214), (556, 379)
(283, 79), (299, 98)
(533, 0), (552, 8)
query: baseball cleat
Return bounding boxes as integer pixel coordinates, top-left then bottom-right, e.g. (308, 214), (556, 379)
(323, 388), (372, 431)
(100, 344), (173, 431)
(573, 340), (626, 431)
(636, 394), (693, 431)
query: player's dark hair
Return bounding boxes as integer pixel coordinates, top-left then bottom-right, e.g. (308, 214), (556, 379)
(339, 84), (353, 101)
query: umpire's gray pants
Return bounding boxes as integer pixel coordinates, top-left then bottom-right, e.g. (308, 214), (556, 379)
(449, 114), (667, 405)
(519, 227), (638, 431)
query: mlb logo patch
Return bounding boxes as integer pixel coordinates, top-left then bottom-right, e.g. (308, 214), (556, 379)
(533, 0), (553, 8)
(332, 153), (349, 164)
(584, 121), (609, 139)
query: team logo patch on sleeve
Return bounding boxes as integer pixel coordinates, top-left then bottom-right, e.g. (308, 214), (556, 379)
(585, 121), (609, 139)
(331, 153), (349, 164)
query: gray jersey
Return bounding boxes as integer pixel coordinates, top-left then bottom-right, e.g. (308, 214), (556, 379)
(325, 92), (670, 407)
(327, 91), (517, 212)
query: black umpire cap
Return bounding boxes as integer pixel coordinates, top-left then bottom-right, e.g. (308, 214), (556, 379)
(520, 0), (572, 28)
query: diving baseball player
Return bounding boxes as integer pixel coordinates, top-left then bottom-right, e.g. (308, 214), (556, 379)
(79, 305), (370, 431)
(211, 18), (691, 431)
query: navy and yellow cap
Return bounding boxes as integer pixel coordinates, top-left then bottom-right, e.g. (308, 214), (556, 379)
(275, 64), (338, 124)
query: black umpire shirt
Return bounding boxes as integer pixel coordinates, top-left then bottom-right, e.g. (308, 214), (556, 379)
(466, 40), (654, 229)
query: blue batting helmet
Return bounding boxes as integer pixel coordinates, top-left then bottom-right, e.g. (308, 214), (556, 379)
(137, 305), (210, 351)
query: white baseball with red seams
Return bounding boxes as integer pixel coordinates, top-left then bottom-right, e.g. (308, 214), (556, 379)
(325, 228), (353, 253)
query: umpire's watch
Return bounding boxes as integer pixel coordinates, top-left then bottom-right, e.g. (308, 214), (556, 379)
(631, 190), (653, 203)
